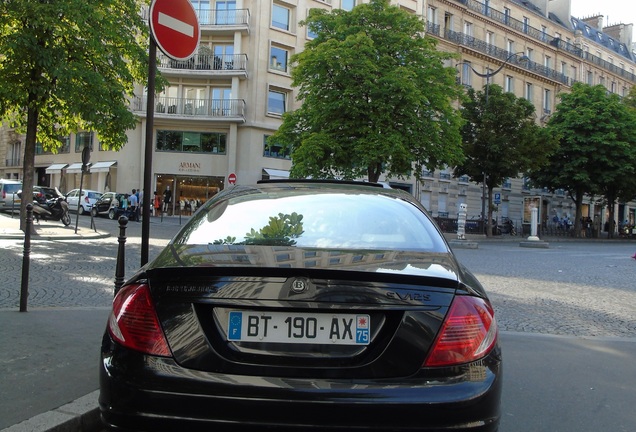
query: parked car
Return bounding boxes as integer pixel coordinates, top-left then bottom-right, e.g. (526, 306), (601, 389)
(0, 179), (22, 212)
(91, 192), (126, 219)
(65, 189), (102, 215)
(100, 180), (502, 431)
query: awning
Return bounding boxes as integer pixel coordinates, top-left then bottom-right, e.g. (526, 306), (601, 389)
(65, 162), (85, 174)
(90, 161), (117, 172)
(262, 168), (290, 180)
(45, 163), (68, 174)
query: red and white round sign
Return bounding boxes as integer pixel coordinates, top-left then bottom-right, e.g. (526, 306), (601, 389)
(150, 0), (200, 61)
(228, 173), (237, 185)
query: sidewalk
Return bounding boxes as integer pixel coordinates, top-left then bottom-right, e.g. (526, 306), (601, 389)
(0, 212), (109, 241)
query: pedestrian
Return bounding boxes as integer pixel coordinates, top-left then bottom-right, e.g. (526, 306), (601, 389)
(163, 186), (172, 215)
(129, 189), (139, 222)
(138, 189), (144, 220)
(153, 191), (161, 217)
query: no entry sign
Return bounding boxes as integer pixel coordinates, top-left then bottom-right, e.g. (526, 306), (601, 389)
(228, 173), (237, 185)
(150, 0), (200, 61)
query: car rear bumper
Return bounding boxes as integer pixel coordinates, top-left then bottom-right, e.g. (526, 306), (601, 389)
(99, 343), (502, 431)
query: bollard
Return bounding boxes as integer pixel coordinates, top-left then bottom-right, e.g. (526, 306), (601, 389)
(114, 216), (129, 295)
(20, 204), (34, 312)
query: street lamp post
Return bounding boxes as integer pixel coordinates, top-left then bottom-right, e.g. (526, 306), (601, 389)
(457, 52), (529, 235)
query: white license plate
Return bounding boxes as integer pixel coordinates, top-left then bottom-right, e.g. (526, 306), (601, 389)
(227, 311), (370, 345)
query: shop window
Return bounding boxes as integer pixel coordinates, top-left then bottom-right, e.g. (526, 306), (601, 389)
(263, 135), (290, 159)
(156, 130), (227, 154)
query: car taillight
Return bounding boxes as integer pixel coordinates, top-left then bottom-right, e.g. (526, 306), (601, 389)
(424, 295), (498, 367)
(84, 196), (90, 203)
(108, 283), (171, 357)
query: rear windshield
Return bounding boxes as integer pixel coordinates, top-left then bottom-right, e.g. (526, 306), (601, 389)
(174, 189), (446, 252)
(2, 184), (22, 194)
(87, 192), (102, 199)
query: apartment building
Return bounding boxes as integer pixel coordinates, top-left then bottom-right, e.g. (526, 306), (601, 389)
(1, 0), (634, 227)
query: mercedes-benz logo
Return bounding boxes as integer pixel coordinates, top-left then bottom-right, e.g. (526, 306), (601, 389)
(291, 279), (307, 293)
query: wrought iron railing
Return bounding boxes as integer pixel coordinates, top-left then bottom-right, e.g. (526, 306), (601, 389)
(448, 0), (636, 83)
(157, 53), (247, 72)
(131, 97), (246, 119)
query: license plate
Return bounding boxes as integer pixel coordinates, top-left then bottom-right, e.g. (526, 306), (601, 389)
(227, 311), (370, 345)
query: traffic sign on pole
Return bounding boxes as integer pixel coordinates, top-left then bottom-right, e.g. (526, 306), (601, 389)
(149, 0), (200, 61)
(228, 173), (237, 185)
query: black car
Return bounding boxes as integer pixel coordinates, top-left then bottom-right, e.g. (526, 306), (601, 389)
(100, 180), (502, 431)
(91, 192), (126, 219)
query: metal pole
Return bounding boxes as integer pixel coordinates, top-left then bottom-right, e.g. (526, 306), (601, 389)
(20, 204), (33, 312)
(114, 216), (129, 295)
(141, 37), (157, 266)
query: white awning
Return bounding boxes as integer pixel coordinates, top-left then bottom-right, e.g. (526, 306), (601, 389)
(45, 163), (68, 174)
(89, 161), (117, 172)
(65, 162), (85, 174)
(262, 168), (290, 179)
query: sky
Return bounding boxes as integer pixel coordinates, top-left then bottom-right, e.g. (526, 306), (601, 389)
(570, 0), (636, 27)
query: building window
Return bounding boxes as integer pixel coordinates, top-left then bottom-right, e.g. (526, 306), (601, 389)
(59, 136), (70, 154)
(571, 66), (577, 81)
(212, 87), (232, 116)
(267, 88), (287, 115)
(272, 3), (291, 32)
(587, 70), (594, 85)
(525, 47), (533, 61)
(541, 26), (547, 42)
(544, 55), (551, 69)
(523, 17), (529, 33)
(543, 89), (551, 114)
(75, 132), (93, 153)
(461, 62), (472, 86)
(156, 130), (227, 154)
(504, 7), (510, 24)
(263, 135), (291, 159)
(525, 83), (533, 102)
(215, 1), (236, 25)
(507, 39), (514, 53)
(464, 21), (473, 36)
(505, 75), (513, 92)
(486, 31), (494, 46)
(213, 44), (234, 70)
(343, 0), (356, 11)
(270, 44), (289, 73)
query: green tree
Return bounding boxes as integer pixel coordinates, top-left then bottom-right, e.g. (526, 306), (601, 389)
(528, 83), (636, 238)
(454, 84), (555, 236)
(269, 0), (464, 183)
(0, 0), (150, 230)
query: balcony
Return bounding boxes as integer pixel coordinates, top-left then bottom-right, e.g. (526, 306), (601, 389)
(157, 53), (248, 79)
(196, 8), (250, 35)
(141, 7), (250, 35)
(131, 96), (246, 122)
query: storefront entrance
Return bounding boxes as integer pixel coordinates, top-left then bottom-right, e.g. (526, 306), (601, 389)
(155, 174), (224, 216)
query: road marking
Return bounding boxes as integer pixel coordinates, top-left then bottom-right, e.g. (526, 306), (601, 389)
(158, 12), (194, 37)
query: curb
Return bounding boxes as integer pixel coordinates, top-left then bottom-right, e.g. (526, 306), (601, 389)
(0, 391), (101, 432)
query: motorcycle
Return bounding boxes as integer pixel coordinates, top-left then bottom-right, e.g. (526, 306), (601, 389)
(497, 219), (517, 236)
(20, 187), (71, 226)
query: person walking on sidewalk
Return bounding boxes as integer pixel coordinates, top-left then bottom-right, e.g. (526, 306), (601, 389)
(129, 189), (139, 222)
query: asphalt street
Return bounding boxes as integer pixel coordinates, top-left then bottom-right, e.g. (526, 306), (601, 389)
(1, 213), (635, 431)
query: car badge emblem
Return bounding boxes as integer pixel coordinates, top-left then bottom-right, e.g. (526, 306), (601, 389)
(291, 279), (307, 293)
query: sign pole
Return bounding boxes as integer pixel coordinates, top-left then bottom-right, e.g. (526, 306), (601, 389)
(141, 37), (156, 266)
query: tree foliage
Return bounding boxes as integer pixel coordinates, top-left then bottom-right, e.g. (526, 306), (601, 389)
(0, 0), (151, 229)
(269, 0), (465, 183)
(528, 83), (636, 237)
(454, 84), (555, 235)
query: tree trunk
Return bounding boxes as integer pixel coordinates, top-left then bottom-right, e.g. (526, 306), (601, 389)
(486, 185), (494, 237)
(367, 163), (382, 183)
(19, 102), (39, 233)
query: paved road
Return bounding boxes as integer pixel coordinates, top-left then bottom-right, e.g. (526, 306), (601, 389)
(1, 216), (635, 431)
(452, 241), (636, 338)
